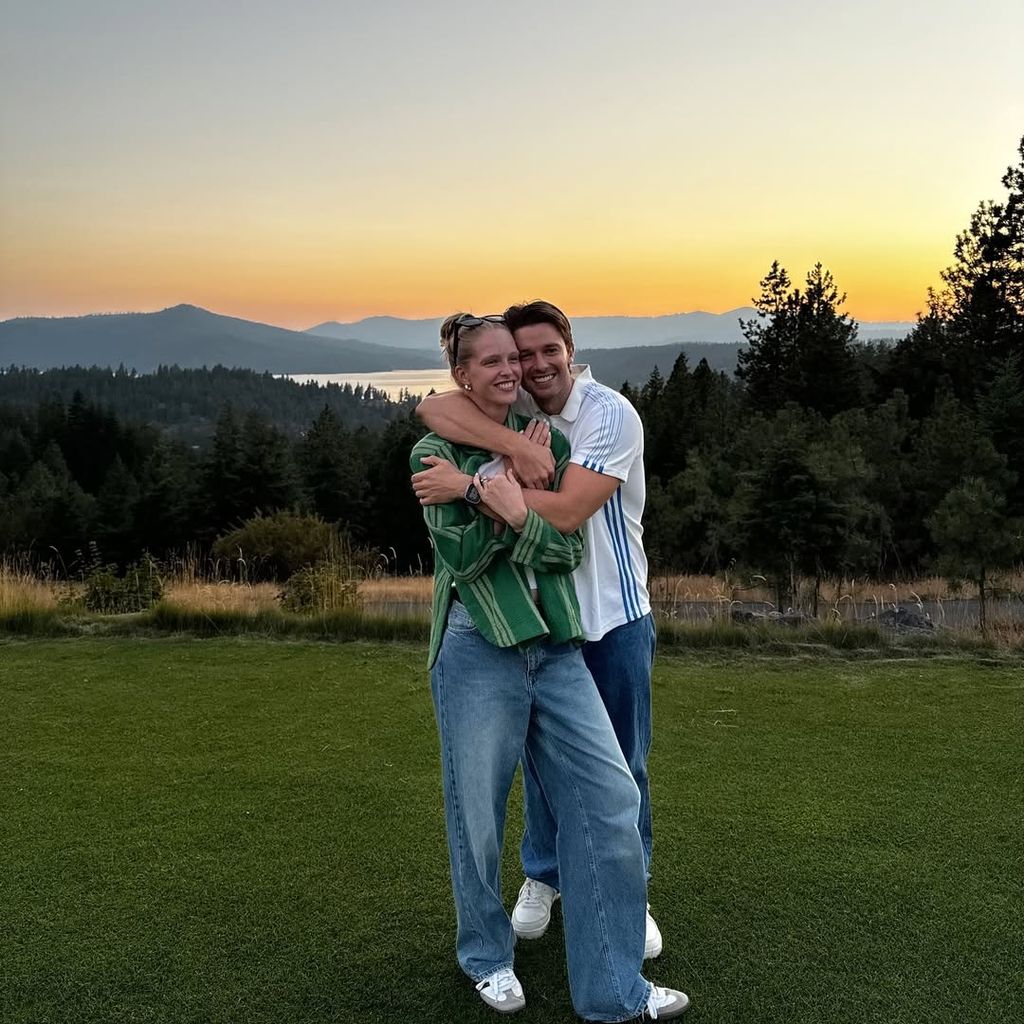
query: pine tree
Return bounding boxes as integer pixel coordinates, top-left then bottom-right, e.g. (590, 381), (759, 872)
(737, 262), (861, 417)
(236, 410), (299, 516)
(202, 406), (247, 534)
(888, 134), (1024, 411)
(928, 478), (1023, 634)
(298, 406), (368, 531)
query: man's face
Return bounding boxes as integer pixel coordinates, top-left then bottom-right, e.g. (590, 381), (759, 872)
(513, 322), (574, 414)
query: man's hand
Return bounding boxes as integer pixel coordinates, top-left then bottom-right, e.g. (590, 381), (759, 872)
(510, 422), (555, 490)
(476, 469), (528, 531)
(411, 456), (472, 505)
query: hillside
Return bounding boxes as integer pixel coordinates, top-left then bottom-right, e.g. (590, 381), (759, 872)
(0, 305), (437, 373)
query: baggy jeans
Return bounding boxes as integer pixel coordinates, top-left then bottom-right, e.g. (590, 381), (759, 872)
(521, 613), (656, 888)
(430, 601), (651, 1021)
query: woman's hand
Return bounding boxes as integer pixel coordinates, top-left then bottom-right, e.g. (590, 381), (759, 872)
(476, 469), (528, 532)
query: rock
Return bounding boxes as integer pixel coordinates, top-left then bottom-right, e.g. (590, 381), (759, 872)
(731, 609), (815, 627)
(875, 606), (934, 630)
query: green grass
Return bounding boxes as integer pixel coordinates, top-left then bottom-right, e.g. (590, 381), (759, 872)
(2, 640), (1022, 1023)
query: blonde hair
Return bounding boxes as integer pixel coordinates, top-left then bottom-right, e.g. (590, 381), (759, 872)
(439, 313), (508, 371)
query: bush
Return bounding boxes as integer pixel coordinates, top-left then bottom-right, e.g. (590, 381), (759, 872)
(82, 559), (163, 614)
(280, 563), (362, 613)
(212, 512), (342, 581)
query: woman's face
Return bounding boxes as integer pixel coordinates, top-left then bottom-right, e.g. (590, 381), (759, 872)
(455, 326), (522, 407)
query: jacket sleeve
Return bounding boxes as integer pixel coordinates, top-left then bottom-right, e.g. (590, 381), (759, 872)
(502, 510), (583, 573)
(411, 436), (509, 583)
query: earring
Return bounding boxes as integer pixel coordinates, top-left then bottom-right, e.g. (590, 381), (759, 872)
(464, 383), (472, 391)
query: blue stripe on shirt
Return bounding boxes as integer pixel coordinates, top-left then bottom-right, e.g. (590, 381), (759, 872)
(614, 486), (642, 619)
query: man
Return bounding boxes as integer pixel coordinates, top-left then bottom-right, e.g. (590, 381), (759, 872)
(413, 300), (662, 959)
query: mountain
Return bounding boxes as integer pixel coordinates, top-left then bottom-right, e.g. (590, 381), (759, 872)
(307, 315), (440, 352)
(581, 343), (743, 386)
(0, 304), (914, 376)
(307, 309), (914, 351)
(0, 305), (438, 373)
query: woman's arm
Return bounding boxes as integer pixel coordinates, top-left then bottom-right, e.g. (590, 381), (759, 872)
(411, 438), (510, 583)
(478, 468), (583, 575)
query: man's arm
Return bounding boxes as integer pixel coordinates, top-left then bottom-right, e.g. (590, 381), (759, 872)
(416, 391), (554, 488)
(521, 463), (620, 534)
(527, 392), (644, 533)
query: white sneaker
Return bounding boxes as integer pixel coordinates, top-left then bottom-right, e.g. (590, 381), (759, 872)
(511, 878), (559, 940)
(475, 967), (526, 1014)
(643, 985), (691, 1019)
(645, 904), (663, 959)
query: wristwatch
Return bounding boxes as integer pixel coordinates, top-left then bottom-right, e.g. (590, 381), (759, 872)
(464, 480), (482, 506)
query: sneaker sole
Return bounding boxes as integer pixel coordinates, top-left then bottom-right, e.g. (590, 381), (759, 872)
(512, 919), (550, 940)
(660, 992), (691, 1019)
(480, 995), (526, 1015)
(644, 936), (663, 959)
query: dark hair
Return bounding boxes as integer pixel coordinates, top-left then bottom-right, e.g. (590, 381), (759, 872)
(502, 300), (574, 352)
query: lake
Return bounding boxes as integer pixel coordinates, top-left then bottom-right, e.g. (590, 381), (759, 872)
(287, 369), (455, 400)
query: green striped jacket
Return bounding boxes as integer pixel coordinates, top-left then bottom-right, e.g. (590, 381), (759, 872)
(410, 412), (584, 668)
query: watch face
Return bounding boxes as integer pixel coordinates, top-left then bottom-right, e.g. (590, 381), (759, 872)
(465, 483), (482, 506)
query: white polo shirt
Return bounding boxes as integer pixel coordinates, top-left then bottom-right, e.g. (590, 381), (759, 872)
(517, 366), (651, 642)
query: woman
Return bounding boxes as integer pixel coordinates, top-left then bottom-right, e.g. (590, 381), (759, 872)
(410, 313), (688, 1020)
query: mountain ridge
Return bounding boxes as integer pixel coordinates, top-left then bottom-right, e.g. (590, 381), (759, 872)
(306, 308), (914, 351)
(0, 305), (438, 373)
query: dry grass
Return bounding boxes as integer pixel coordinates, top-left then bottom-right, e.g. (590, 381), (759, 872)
(4, 555), (1022, 644)
(650, 571), (1024, 607)
(359, 576), (433, 602)
(0, 562), (60, 614)
(161, 580), (282, 614)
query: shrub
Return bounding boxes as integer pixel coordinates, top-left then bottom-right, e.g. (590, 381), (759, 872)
(280, 562), (362, 613)
(82, 559), (163, 614)
(212, 512), (341, 581)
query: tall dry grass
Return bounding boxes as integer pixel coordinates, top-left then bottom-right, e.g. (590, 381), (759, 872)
(0, 560), (60, 614)
(359, 577), (432, 603)
(161, 580), (281, 614)
(143, 569), (1024, 620)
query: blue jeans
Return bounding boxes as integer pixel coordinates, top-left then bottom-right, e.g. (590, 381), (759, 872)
(430, 601), (651, 1021)
(522, 613), (656, 888)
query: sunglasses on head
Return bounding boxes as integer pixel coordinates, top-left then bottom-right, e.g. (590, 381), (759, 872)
(452, 313), (505, 363)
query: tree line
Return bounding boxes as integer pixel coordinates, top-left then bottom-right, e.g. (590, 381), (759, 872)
(0, 365), (418, 442)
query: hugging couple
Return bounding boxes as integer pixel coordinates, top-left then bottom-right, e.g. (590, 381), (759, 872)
(410, 301), (689, 1021)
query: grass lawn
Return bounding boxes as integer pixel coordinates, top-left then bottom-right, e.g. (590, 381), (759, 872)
(1, 639), (1021, 1024)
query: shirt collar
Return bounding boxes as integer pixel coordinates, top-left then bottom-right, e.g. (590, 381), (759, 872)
(549, 364), (593, 423)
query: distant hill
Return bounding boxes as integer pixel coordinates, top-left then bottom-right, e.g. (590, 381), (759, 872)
(0, 305), (438, 373)
(0, 304), (913, 376)
(581, 343), (743, 386)
(307, 309), (914, 352)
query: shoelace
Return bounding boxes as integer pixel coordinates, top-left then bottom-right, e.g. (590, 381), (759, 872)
(519, 879), (547, 907)
(646, 985), (671, 1019)
(476, 968), (521, 1002)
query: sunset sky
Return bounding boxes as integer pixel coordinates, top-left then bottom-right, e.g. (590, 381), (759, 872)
(2, 0), (1023, 328)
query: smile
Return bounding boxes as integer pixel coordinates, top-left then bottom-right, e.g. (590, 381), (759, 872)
(495, 380), (517, 391)
(531, 373), (556, 385)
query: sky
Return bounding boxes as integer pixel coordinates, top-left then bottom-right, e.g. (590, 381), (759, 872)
(2, 0), (1023, 328)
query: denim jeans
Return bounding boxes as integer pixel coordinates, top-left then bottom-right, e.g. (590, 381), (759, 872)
(430, 601), (651, 1021)
(521, 613), (656, 888)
